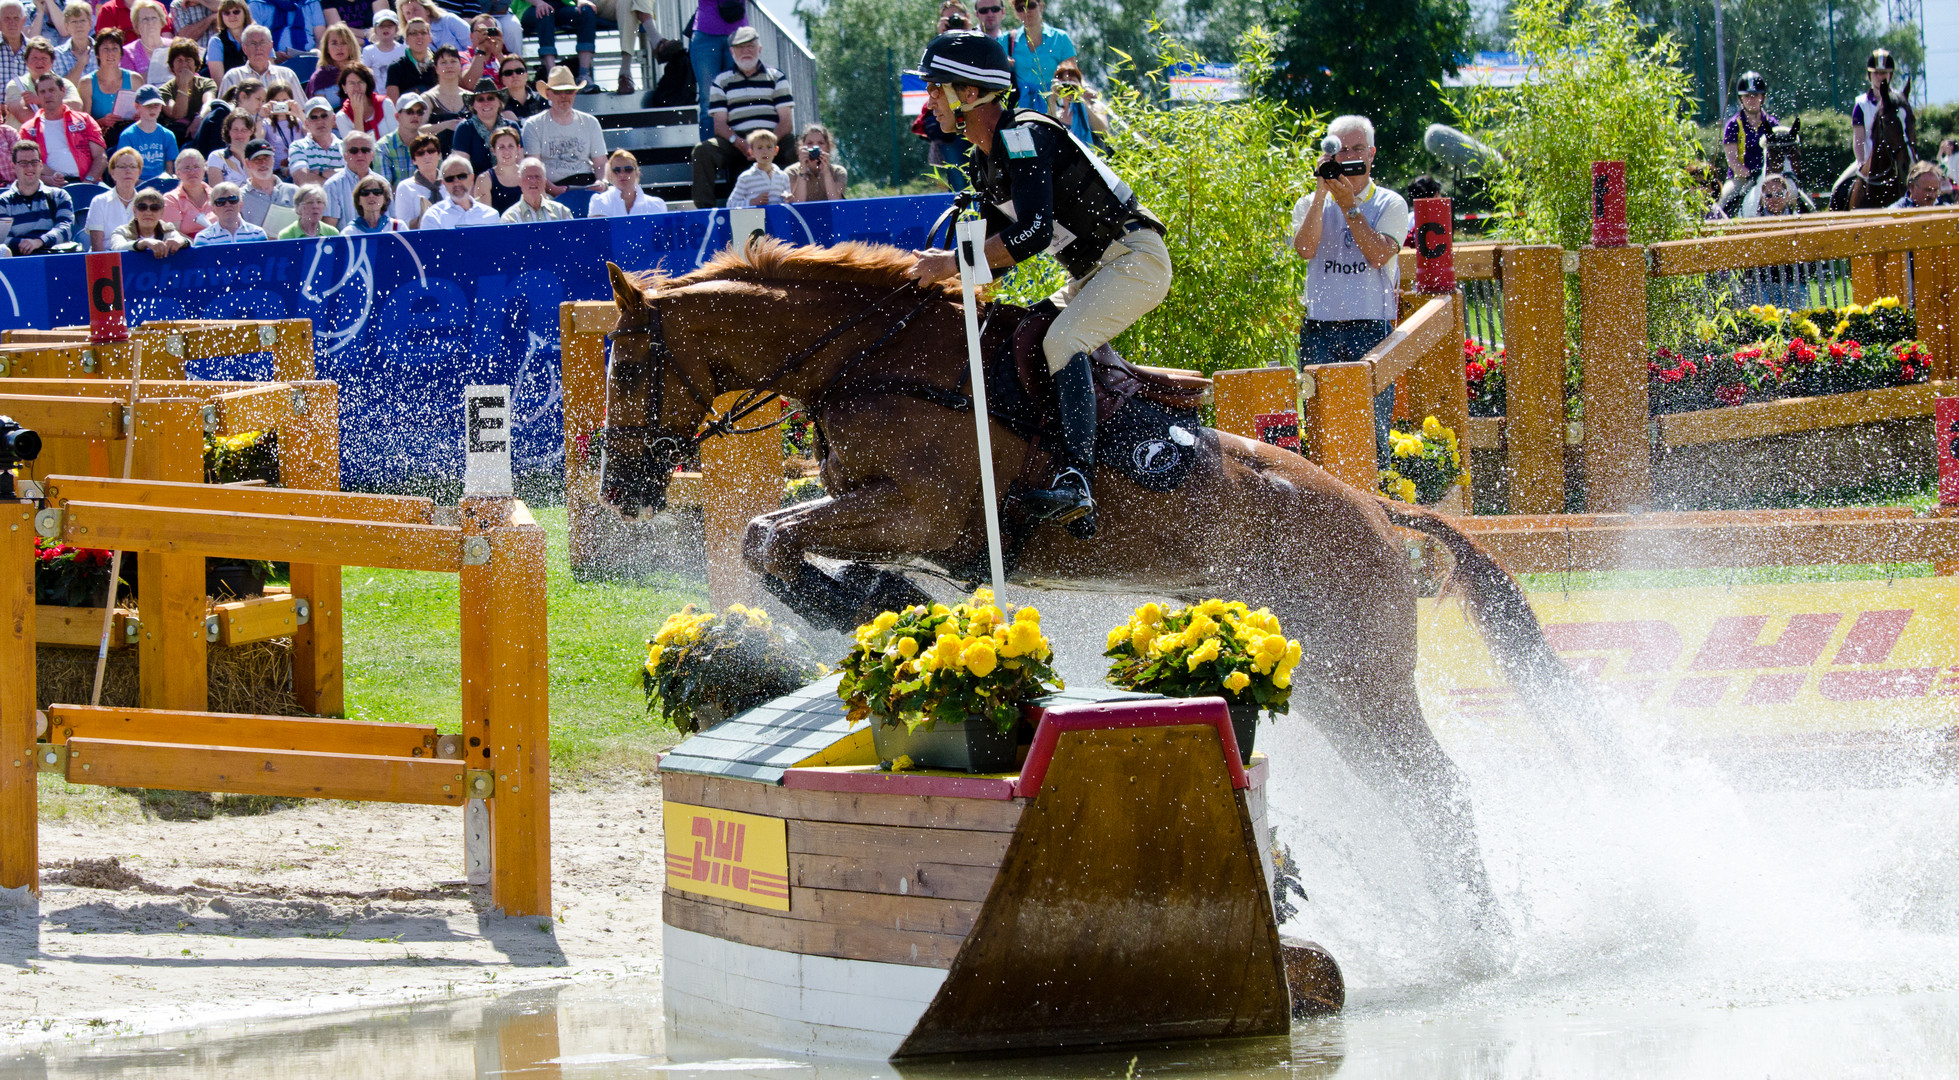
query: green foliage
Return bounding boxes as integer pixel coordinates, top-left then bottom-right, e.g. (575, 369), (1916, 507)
(1380, 416), (1466, 504)
(1456, 0), (1706, 251)
(1263, 0), (1469, 168)
(799, 0), (939, 188)
(990, 28), (1320, 373)
(838, 592), (1061, 734)
(641, 604), (828, 734)
(1054, 0), (1164, 88)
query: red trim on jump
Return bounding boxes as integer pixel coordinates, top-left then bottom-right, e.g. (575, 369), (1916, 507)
(780, 767), (1019, 800)
(1014, 697), (1247, 799)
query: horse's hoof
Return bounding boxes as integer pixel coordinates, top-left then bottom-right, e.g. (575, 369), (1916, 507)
(1281, 937), (1344, 1018)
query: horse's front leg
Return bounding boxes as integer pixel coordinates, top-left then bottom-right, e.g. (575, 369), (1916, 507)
(742, 480), (962, 630)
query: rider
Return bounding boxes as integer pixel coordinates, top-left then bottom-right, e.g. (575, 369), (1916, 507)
(1720, 71), (1774, 210)
(1852, 48), (1916, 184)
(905, 30), (1170, 536)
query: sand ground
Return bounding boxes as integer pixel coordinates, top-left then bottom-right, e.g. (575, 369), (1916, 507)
(0, 776), (668, 1050)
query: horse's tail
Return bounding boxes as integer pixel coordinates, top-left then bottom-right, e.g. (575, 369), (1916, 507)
(1377, 498), (1572, 696)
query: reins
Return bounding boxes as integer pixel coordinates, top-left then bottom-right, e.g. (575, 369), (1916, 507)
(620, 278), (943, 450)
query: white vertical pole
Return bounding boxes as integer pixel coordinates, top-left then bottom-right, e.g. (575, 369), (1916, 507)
(955, 217), (1007, 599)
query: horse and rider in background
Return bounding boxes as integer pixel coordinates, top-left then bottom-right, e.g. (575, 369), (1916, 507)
(1831, 48), (1918, 211)
(1719, 72), (1813, 219)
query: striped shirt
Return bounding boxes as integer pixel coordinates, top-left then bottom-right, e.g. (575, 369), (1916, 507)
(373, 128), (416, 184)
(0, 182), (75, 250)
(0, 36), (28, 87)
(500, 196), (572, 223)
(726, 162), (788, 208)
(708, 63), (791, 138)
(191, 219), (269, 244)
(287, 133), (344, 178)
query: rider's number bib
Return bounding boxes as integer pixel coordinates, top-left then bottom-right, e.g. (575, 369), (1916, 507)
(1002, 127), (1037, 159)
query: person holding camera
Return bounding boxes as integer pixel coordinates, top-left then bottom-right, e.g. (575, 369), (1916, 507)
(905, 30), (1169, 537)
(1292, 114), (1409, 456)
(783, 122), (846, 202)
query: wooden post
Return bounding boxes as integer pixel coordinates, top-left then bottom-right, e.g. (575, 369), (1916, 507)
(279, 382), (343, 715)
(1501, 245), (1569, 514)
(1303, 361), (1377, 491)
(1400, 291), (1471, 506)
(466, 504), (551, 917)
(1851, 254), (1879, 306)
(1579, 245), (1651, 512)
(271, 320), (315, 382)
(700, 391), (782, 610)
(1, 501), (36, 896)
(558, 302), (613, 576)
(132, 399), (208, 712)
(1920, 247), (1957, 381)
(1211, 366), (1299, 441)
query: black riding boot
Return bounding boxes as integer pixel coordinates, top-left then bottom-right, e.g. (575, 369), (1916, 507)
(1024, 351), (1098, 535)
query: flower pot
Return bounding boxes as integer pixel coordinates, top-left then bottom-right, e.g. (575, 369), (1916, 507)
(1226, 703), (1259, 764)
(869, 715), (1018, 774)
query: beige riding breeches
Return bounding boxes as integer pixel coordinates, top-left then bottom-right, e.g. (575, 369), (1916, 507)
(1041, 225), (1173, 374)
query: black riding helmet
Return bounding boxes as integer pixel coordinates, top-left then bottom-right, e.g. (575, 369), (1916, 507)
(909, 30), (1015, 94)
(1868, 48), (1895, 72)
(1734, 71), (1766, 95)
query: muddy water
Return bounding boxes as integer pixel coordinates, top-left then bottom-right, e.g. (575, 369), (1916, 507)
(5, 978), (1959, 1078)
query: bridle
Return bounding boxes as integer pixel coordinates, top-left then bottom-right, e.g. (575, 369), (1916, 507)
(602, 277), (944, 477)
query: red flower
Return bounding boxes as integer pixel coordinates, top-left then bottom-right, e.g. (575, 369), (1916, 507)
(1715, 384), (1748, 405)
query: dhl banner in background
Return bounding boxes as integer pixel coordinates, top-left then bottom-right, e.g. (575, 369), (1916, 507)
(1418, 578), (1959, 738)
(663, 802), (791, 911)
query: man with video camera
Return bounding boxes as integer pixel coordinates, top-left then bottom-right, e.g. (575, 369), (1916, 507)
(1291, 114), (1409, 456)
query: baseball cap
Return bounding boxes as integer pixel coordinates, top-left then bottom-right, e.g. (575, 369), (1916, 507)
(134, 85), (162, 105)
(397, 91), (427, 111)
(729, 26), (759, 45)
(304, 95), (333, 116)
(373, 8), (398, 22)
(245, 138), (274, 159)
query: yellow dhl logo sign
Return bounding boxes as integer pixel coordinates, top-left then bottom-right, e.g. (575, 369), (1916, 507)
(663, 801), (791, 911)
(1418, 578), (1959, 735)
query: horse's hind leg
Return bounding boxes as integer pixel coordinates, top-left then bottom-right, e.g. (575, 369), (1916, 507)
(1312, 668), (1508, 951)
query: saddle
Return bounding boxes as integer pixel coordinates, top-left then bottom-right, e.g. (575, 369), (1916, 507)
(978, 303), (1212, 429)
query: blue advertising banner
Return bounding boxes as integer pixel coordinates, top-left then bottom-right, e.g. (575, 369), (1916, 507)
(3, 194), (955, 487)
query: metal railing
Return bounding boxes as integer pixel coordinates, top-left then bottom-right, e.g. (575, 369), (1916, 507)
(656, 0), (821, 126)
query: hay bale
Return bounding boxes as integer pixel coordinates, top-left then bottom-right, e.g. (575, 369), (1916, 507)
(34, 638), (302, 716)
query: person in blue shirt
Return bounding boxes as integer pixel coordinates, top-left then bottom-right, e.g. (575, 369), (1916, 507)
(114, 85), (179, 181)
(1004, 0), (1072, 111)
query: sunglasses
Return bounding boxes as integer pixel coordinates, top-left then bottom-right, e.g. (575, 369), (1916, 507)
(611, 164), (636, 174)
(975, 4), (1000, 9)
(347, 146), (375, 154)
(359, 189), (387, 197)
(1012, 0), (1036, 8)
(212, 196), (241, 205)
(442, 172), (470, 182)
(500, 67), (525, 76)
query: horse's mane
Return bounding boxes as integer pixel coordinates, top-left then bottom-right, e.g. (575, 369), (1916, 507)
(628, 238), (963, 300)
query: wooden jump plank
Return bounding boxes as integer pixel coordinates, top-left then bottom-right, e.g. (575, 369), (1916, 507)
(1, 505), (38, 894)
(61, 738), (471, 804)
(791, 852), (1003, 903)
(213, 594), (303, 645)
(1362, 294), (1453, 393)
(0, 379), (318, 398)
(0, 396), (121, 438)
(697, 877), (984, 936)
(46, 705), (440, 757)
(663, 890), (967, 969)
(663, 771), (1025, 831)
(787, 820), (1015, 868)
(1655, 382), (1944, 448)
(1648, 213), (1959, 276)
(1455, 511), (1959, 573)
(35, 606), (134, 648)
(43, 476), (435, 525)
(56, 501), (464, 572)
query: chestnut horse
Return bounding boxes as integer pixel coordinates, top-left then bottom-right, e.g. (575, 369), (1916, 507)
(600, 242), (1580, 949)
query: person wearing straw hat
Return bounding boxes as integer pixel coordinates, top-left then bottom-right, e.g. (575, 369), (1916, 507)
(520, 63), (604, 192)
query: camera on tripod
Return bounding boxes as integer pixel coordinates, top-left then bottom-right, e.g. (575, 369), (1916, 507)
(0, 414), (42, 501)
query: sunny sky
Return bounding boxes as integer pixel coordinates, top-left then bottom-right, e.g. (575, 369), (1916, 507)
(1925, 0), (1957, 103)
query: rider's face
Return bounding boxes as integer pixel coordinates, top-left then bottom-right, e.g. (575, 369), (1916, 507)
(1740, 92), (1763, 111)
(926, 82), (962, 132)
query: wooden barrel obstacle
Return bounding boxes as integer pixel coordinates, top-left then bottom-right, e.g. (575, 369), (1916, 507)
(658, 687), (1297, 1058)
(1, 479), (552, 915)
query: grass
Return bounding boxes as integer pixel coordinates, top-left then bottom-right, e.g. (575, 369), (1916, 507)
(340, 506), (705, 778)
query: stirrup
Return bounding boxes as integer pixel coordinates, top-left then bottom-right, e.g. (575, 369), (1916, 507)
(1025, 466), (1095, 525)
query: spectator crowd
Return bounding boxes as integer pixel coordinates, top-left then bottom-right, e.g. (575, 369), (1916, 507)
(0, 0), (863, 255)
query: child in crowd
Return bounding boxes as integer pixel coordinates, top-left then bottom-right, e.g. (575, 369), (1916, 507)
(361, 11), (405, 76)
(727, 129), (788, 207)
(115, 86), (180, 182)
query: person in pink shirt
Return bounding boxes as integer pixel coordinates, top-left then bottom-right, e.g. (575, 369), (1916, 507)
(160, 146), (213, 234)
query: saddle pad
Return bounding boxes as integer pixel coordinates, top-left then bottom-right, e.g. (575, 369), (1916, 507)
(1095, 396), (1202, 493)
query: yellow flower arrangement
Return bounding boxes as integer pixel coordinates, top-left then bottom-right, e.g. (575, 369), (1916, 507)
(1378, 416), (1465, 505)
(838, 588), (1063, 734)
(642, 603), (826, 733)
(1103, 599), (1302, 711)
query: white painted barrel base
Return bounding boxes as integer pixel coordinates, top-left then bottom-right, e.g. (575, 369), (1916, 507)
(662, 924), (949, 1060)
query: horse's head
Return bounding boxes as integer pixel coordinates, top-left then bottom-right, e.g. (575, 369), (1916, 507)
(600, 261), (705, 518)
(1761, 115), (1801, 182)
(1870, 76), (1916, 180)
